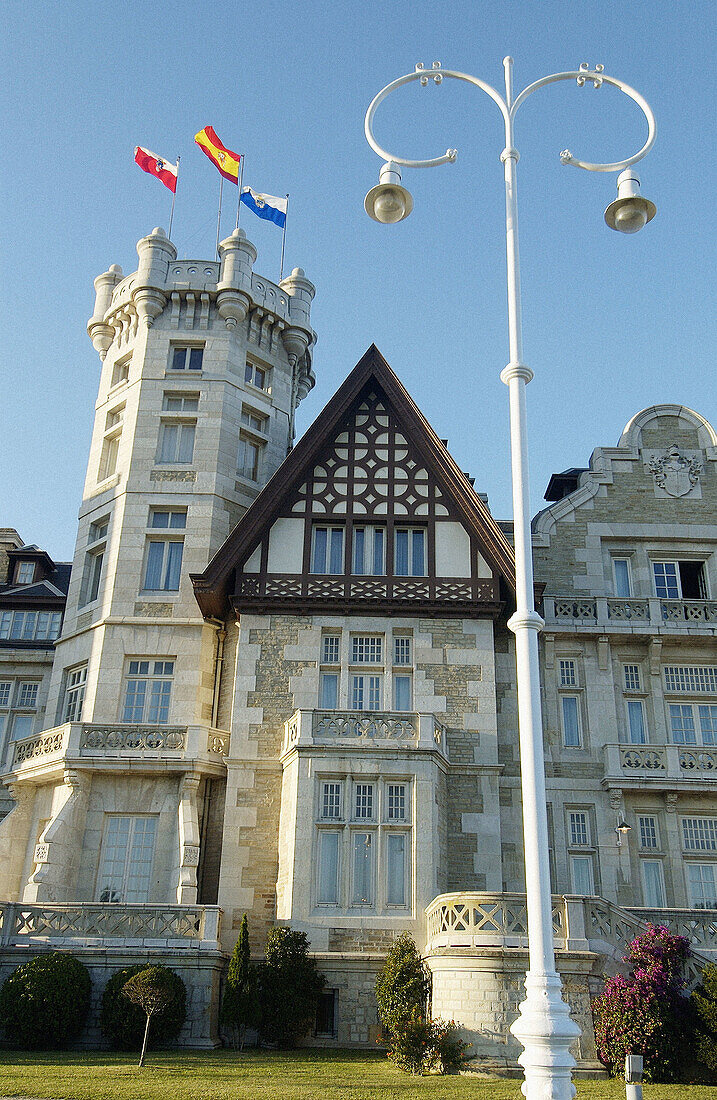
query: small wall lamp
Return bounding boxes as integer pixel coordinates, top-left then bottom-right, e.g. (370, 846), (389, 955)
(615, 816), (632, 846)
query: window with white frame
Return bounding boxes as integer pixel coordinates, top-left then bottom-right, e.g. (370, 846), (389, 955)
(80, 516), (109, 606)
(121, 660), (174, 724)
(626, 699), (648, 744)
(351, 674), (381, 710)
(652, 559), (707, 600)
(351, 636), (382, 664)
(624, 664), (642, 692)
(641, 859), (666, 907)
(612, 556), (632, 597)
(664, 666), (717, 694)
(638, 815), (660, 850)
(319, 632), (414, 712)
(163, 391), (199, 413)
(111, 357), (130, 388)
(143, 538), (183, 591)
(311, 526), (344, 574)
(170, 345), (203, 371)
(669, 703), (717, 746)
(681, 817), (717, 852)
(0, 610), (62, 642)
(393, 637), (412, 666)
(244, 361), (267, 389)
(568, 811), (590, 847)
(686, 863), (717, 909)
(157, 419), (195, 464)
(352, 526), (385, 576)
(394, 528), (426, 577)
(15, 561), (35, 585)
(149, 508), (186, 530)
(63, 665), (87, 722)
(570, 855), (594, 895)
(237, 435), (262, 481)
(559, 659), (577, 687)
(567, 809), (596, 894)
(0, 679), (40, 743)
(241, 406), (267, 433)
(96, 815), (158, 902)
(98, 406), (124, 482)
(560, 695), (581, 748)
(314, 777), (411, 911)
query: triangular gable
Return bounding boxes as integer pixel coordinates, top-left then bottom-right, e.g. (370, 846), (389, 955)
(192, 345), (516, 618)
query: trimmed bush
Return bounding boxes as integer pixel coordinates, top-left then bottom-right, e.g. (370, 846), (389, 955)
(592, 924), (692, 1082)
(375, 932), (429, 1041)
(258, 928), (324, 1048)
(386, 1013), (471, 1075)
(220, 913), (260, 1049)
(100, 964), (186, 1050)
(692, 962), (717, 1081)
(123, 966), (187, 1067)
(0, 951), (91, 1049)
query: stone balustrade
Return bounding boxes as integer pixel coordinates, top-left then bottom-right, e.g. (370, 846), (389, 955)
(8, 723), (230, 776)
(543, 595), (717, 632)
(603, 742), (717, 784)
(282, 709), (449, 758)
(0, 902), (222, 949)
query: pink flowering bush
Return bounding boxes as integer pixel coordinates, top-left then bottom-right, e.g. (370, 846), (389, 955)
(592, 924), (692, 1082)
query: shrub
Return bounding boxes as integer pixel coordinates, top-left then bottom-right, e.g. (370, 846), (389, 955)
(220, 913), (260, 1049)
(592, 924), (692, 1082)
(386, 1013), (471, 1075)
(692, 962), (717, 1081)
(258, 928), (324, 1047)
(123, 966), (187, 1067)
(100, 964), (186, 1051)
(375, 932), (429, 1041)
(0, 951), (91, 1049)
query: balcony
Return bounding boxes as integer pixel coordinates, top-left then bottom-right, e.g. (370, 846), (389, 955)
(6, 723), (230, 781)
(543, 595), (717, 635)
(603, 742), (717, 790)
(0, 901), (222, 950)
(282, 709), (449, 760)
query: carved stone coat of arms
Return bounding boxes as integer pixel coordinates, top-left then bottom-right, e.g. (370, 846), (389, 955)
(648, 444), (703, 497)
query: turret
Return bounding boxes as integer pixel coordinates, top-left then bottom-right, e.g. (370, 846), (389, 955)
(131, 226), (177, 326)
(216, 229), (257, 329)
(87, 264), (123, 359)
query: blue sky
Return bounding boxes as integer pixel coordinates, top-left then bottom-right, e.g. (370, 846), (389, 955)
(2, 0), (715, 560)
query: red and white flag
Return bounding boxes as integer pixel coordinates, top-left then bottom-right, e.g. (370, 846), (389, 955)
(134, 146), (178, 193)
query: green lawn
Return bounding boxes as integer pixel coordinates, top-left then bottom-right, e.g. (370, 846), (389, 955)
(0, 1050), (711, 1100)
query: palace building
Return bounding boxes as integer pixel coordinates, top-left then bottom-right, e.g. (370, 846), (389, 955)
(0, 227), (715, 1064)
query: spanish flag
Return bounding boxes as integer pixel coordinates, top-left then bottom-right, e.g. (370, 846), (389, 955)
(194, 126), (241, 184)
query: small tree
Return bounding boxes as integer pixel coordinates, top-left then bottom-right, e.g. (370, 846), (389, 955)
(122, 965), (186, 1067)
(0, 952), (91, 1049)
(258, 928), (324, 1047)
(592, 924), (692, 1082)
(220, 913), (260, 1049)
(101, 964), (186, 1050)
(375, 932), (429, 1041)
(692, 962), (717, 1081)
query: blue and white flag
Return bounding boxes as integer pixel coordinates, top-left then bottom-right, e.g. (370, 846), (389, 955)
(240, 187), (287, 228)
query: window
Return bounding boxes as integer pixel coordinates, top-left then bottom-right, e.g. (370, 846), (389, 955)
(0, 610), (62, 642)
(63, 665), (87, 722)
(652, 560), (706, 599)
(317, 832), (340, 905)
(97, 815), (158, 903)
(122, 660), (174, 724)
(311, 526), (344, 574)
(17, 682), (38, 709)
(560, 696), (581, 748)
(351, 674), (381, 710)
(15, 561), (35, 585)
(111, 358), (130, 388)
(570, 855), (595, 895)
(624, 664), (642, 692)
(98, 406), (123, 482)
(0, 680), (40, 743)
(352, 526), (385, 575)
(393, 675), (412, 711)
(612, 557), (632, 597)
(681, 817), (717, 852)
(157, 420), (195, 464)
(170, 346), (203, 371)
(393, 637), (412, 666)
(352, 832), (374, 904)
(149, 508), (186, 530)
(319, 673), (338, 709)
(237, 435), (261, 481)
(143, 539), (183, 591)
(354, 783), (374, 820)
(315, 990), (338, 1038)
(559, 659), (577, 687)
(386, 833), (407, 905)
(244, 361), (266, 389)
(664, 666), (717, 694)
(387, 784), (406, 820)
(627, 700), (647, 744)
(322, 636), (340, 664)
(163, 391), (199, 413)
(687, 864), (717, 909)
(319, 631), (413, 712)
(80, 516), (109, 607)
(351, 636), (382, 664)
(321, 782), (342, 819)
(641, 860), (666, 907)
(394, 528), (426, 576)
(241, 407), (267, 432)
(638, 815), (659, 849)
(568, 811), (590, 847)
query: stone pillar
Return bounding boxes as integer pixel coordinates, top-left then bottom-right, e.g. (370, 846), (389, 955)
(177, 773), (201, 904)
(217, 229), (257, 328)
(23, 771), (90, 903)
(87, 264), (123, 359)
(131, 227), (176, 327)
(0, 783), (36, 901)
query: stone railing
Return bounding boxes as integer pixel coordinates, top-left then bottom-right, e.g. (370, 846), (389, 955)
(0, 902), (222, 949)
(604, 742), (717, 783)
(282, 709), (449, 759)
(8, 723), (230, 775)
(544, 595), (717, 631)
(424, 892), (715, 986)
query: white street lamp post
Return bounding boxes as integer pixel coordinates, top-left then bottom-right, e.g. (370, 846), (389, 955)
(364, 58), (656, 1100)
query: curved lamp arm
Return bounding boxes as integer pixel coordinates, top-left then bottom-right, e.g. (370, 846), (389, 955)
(364, 60), (656, 175)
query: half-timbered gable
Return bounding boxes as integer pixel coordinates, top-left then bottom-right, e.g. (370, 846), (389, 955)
(193, 345), (515, 617)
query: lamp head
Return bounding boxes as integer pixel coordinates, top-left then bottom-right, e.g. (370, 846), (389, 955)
(605, 169), (656, 234)
(615, 816), (632, 845)
(365, 161), (414, 224)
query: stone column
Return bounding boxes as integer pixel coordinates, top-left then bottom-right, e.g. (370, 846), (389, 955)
(177, 773), (201, 904)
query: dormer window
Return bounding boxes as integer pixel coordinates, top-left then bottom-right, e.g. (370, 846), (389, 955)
(15, 561), (35, 585)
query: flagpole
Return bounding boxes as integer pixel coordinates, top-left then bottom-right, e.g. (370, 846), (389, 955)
(168, 155), (180, 241)
(279, 194), (289, 282)
(215, 176), (224, 257)
(236, 157), (245, 229)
